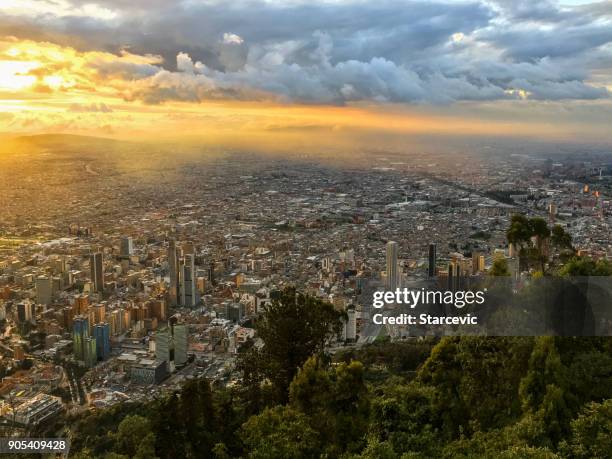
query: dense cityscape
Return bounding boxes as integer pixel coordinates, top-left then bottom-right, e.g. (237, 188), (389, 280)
(2, 0), (612, 456)
(0, 134), (610, 437)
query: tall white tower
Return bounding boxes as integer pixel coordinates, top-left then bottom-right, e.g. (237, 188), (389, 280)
(386, 241), (399, 291)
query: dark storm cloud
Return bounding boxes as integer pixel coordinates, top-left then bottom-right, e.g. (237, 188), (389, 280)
(2, 0), (611, 104)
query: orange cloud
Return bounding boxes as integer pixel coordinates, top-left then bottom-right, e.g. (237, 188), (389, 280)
(0, 37), (611, 146)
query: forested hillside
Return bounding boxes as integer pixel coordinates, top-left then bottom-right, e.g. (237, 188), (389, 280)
(67, 319), (611, 458)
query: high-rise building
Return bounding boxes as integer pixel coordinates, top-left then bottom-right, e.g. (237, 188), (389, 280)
(120, 237), (134, 257)
(155, 328), (171, 368)
(181, 254), (196, 307)
(16, 301), (35, 324)
(208, 261), (215, 286)
(150, 299), (167, 321)
(346, 309), (357, 341)
(84, 337), (97, 368)
(508, 243), (516, 258)
(52, 257), (67, 274)
(385, 241), (399, 291)
(51, 276), (63, 293)
(174, 324), (188, 366)
(472, 251), (480, 274)
(17, 302), (30, 323)
(226, 302), (245, 322)
(73, 316), (89, 362)
(73, 294), (89, 315)
(121, 308), (130, 331)
(428, 243), (437, 278)
(94, 323), (110, 360)
(90, 252), (104, 293)
(478, 255), (485, 272)
(62, 306), (74, 329)
(92, 303), (106, 324)
(454, 263), (461, 291)
(110, 309), (121, 335)
(36, 276), (53, 305)
(167, 241), (179, 306)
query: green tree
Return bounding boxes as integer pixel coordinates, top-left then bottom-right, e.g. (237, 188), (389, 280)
(134, 433), (157, 459)
(250, 287), (345, 401)
(289, 355), (332, 415)
(519, 337), (567, 413)
(551, 225), (573, 251)
(179, 378), (216, 456)
(289, 356), (370, 455)
(456, 337), (532, 429)
(213, 387), (245, 456)
(356, 436), (398, 459)
(519, 337), (572, 446)
(370, 379), (440, 457)
(151, 391), (187, 459)
(490, 258), (511, 277)
(240, 406), (321, 459)
(416, 337), (468, 440)
(212, 442), (231, 459)
(235, 340), (276, 416)
(559, 257), (611, 276)
(506, 215), (555, 272)
(114, 415), (157, 458)
(560, 399), (612, 459)
(507, 214), (533, 247)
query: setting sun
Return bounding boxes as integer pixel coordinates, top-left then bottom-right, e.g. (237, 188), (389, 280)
(0, 60), (39, 90)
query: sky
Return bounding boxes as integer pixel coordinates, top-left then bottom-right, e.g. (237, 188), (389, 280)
(1, 0), (612, 144)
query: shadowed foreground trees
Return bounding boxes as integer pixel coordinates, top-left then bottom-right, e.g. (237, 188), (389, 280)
(66, 284), (612, 459)
(68, 335), (612, 459)
(238, 286), (346, 405)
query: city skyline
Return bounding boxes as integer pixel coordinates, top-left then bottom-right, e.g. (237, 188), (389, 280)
(0, 2), (611, 456)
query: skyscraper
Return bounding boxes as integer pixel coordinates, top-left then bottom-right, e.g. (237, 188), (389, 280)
(454, 263), (461, 291)
(181, 254), (196, 307)
(92, 303), (106, 324)
(73, 294), (89, 315)
(173, 324), (188, 366)
(150, 299), (167, 321)
(120, 237), (133, 257)
(110, 309), (122, 335)
(471, 251), (479, 274)
(208, 261), (216, 286)
(73, 316), (89, 362)
(84, 337), (98, 368)
(17, 302), (30, 323)
(346, 309), (357, 341)
(386, 241), (399, 291)
(428, 243), (437, 278)
(36, 276), (53, 305)
(94, 323), (110, 360)
(155, 327), (171, 368)
(167, 241), (179, 306)
(90, 252), (104, 293)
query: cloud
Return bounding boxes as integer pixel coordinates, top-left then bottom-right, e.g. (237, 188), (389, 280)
(68, 102), (113, 112)
(118, 44), (609, 105)
(223, 33), (244, 45)
(1, 0), (611, 105)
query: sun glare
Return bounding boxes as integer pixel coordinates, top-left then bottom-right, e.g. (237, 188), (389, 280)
(43, 75), (65, 89)
(0, 60), (39, 90)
